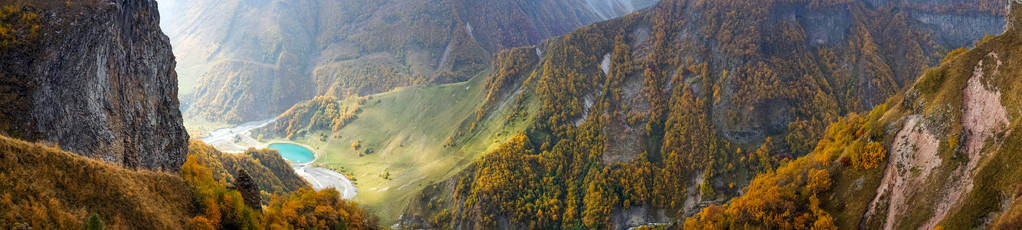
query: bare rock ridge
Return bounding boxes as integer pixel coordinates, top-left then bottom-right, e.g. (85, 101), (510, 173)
(0, 0), (189, 171)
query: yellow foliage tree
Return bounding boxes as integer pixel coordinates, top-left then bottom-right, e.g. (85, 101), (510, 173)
(859, 142), (886, 169)
(807, 169), (832, 195)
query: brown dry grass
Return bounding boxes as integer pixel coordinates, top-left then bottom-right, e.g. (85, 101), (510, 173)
(0, 134), (193, 229)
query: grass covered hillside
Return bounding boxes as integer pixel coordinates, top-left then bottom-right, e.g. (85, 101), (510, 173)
(180, 146), (379, 229)
(255, 48), (543, 223)
(0, 135), (194, 228)
(0, 134), (380, 228)
(186, 140), (311, 202)
(686, 3), (1022, 229)
(390, 0), (1007, 228)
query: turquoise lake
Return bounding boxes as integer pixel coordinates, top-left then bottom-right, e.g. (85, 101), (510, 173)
(268, 143), (315, 163)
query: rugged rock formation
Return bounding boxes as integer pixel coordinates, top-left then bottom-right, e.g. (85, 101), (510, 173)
(234, 169), (262, 210)
(0, 0), (188, 171)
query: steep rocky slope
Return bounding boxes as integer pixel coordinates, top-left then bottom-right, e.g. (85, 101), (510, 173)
(392, 0), (1007, 228)
(684, 1), (1022, 229)
(160, 0), (657, 123)
(0, 0), (188, 171)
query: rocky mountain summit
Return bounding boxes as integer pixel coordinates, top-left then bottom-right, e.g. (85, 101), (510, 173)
(0, 0), (188, 171)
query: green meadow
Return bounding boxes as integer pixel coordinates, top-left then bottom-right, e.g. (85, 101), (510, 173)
(272, 69), (538, 223)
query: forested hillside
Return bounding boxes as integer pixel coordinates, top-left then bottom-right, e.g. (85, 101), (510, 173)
(186, 140), (311, 202)
(687, 2), (1022, 228)
(390, 0), (1007, 228)
(181, 142), (379, 229)
(4, 0), (1020, 229)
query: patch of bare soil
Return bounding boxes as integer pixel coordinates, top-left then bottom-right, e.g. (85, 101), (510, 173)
(602, 118), (643, 164)
(864, 115), (940, 230)
(922, 52), (1010, 229)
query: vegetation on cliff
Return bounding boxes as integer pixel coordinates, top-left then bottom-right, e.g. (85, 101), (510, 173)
(182, 149), (379, 229)
(0, 135), (193, 228)
(185, 140), (310, 203)
(687, 7), (1022, 228)
(0, 135), (379, 229)
(401, 0), (1007, 228)
(1, 0), (190, 171)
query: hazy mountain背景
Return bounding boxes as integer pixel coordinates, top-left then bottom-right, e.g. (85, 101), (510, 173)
(159, 0), (656, 125)
(3, 0), (1022, 229)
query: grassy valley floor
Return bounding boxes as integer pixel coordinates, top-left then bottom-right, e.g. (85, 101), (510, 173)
(259, 69), (539, 224)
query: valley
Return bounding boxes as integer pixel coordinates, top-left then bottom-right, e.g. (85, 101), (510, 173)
(189, 66), (538, 224)
(196, 117), (360, 203)
(175, 0), (1013, 226)
(4, 0), (1022, 229)
(166, 0), (640, 224)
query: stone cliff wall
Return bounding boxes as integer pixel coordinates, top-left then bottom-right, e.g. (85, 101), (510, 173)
(0, 0), (188, 171)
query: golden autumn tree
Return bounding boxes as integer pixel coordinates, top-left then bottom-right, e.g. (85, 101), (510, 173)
(858, 142), (887, 169)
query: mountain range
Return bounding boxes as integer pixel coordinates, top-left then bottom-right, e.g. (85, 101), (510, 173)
(159, 0), (656, 124)
(1, 0), (1021, 229)
(388, 0), (1010, 228)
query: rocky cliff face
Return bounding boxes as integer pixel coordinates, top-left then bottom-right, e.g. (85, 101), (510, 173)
(0, 0), (188, 171)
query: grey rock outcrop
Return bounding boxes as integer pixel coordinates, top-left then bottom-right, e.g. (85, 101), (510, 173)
(0, 0), (189, 171)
